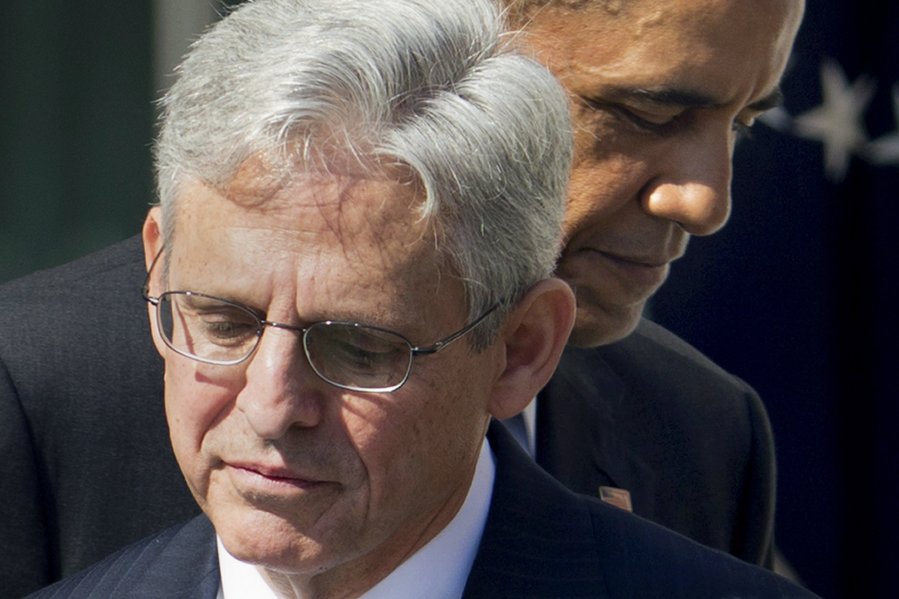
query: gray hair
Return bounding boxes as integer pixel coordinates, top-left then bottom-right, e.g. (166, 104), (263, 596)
(154, 0), (572, 348)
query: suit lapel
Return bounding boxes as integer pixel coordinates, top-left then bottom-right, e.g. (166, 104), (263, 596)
(463, 422), (609, 597)
(127, 516), (220, 598)
(536, 345), (657, 516)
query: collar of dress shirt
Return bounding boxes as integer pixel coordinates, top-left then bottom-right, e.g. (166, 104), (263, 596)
(216, 437), (496, 599)
(521, 397), (537, 457)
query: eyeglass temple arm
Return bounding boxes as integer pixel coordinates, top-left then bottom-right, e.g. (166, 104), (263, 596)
(410, 302), (501, 356)
(142, 246), (166, 303)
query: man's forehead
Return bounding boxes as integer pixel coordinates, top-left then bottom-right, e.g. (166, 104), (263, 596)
(516, 0), (801, 42)
(167, 172), (449, 320)
(520, 0), (800, 107)
(167, 167), (434, 288)
(176, 161), (422, 235)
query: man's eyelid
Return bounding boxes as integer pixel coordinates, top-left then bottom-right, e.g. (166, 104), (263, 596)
(581, 92), (683, 117)
(622, 103), (683, 125)
(336, 332), (404, 353)
(181, 292), (265, 319)
(613, 103), (687, 133)
(576, 97), (671, 133)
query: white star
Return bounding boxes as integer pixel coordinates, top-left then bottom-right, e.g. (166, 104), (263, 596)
(758, 106), (792, 132)
(864, 84), (899, 165)
(793, 59), (875, 181)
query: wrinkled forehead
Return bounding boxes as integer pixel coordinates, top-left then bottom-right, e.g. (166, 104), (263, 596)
(511, 0), (803, 19)
(515, 0), (803, 47)
(166, 160), (438, 287)
(514, 0), (803, 103)
(178, 154), (421, 234)
(156, 163), (468, 352)
(637, 0), (803, 57)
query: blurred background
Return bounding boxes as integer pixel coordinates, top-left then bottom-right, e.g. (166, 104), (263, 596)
(2, 2), (897, 597)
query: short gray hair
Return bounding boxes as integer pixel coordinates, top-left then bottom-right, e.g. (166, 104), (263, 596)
(154, 0), (572, 348)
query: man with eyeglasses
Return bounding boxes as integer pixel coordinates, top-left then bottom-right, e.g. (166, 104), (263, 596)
(1, 0), (810, 595)
(28, 1), (815, 597)
(140, 259), (504, 394)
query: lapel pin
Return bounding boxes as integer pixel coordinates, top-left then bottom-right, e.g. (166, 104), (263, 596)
(598, 486), (633, 512)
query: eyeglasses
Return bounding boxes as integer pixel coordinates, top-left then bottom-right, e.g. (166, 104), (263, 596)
(142, 251), (499, 393)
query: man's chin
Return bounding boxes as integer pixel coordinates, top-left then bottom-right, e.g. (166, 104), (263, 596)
(566, 303), (643, 348)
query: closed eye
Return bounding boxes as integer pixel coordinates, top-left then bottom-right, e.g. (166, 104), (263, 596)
(200, 317), (258, 341)
(608, 103), (689, 136)
(308, 326), (406, 372)
(578, 96), (689, 136)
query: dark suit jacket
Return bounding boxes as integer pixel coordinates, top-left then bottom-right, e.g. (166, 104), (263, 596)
(538, 326), (775, 567)
(0, 237), (197, 598)
(1, 236), (773, 596)
(29, 423), (812, 599)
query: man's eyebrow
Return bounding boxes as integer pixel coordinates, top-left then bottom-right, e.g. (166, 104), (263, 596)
(598, 86), (785, 111)
(600, 86), (721, 108)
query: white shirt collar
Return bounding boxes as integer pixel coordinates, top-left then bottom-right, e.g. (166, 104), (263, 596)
(217, 437), (496, 599)
(520, 398), (537, 457)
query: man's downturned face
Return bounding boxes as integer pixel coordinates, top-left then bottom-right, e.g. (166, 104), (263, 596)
(516, 0), (804, 346)
(150, 169), (499, 594)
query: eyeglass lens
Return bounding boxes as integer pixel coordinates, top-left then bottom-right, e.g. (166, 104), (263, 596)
(304, 324), (412, 390)
(156, 292), (414, 390)
(158, 293), (261, 364)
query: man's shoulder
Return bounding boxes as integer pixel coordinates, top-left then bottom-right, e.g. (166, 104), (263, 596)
(0, 234), (152, 367)
(473, 425), (812, 597)
(0, 234), (148, 351)
(0, 235), (145, 306)
(539, 318), (775, 563)
(27, 516), (219, 598)
(597, 317), (752, 393)
(0, 233), (161, 413)
(582, 496), (814, 597)
(551, 317), (762, 426)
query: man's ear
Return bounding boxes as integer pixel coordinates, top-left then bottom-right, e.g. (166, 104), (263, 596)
(488, 278), (575, 420)
(142, 206), (164, 270)
(142, 207), (167, 358)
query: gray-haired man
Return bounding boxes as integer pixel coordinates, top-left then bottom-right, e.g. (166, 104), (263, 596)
(31, 0), (812, 597)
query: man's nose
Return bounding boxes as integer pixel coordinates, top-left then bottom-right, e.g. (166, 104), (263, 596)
(236, 329), (325, 440)
(640, 132), (733, 236)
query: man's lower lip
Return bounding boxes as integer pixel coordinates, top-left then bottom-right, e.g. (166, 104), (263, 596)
(227, 465), (321, 494)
